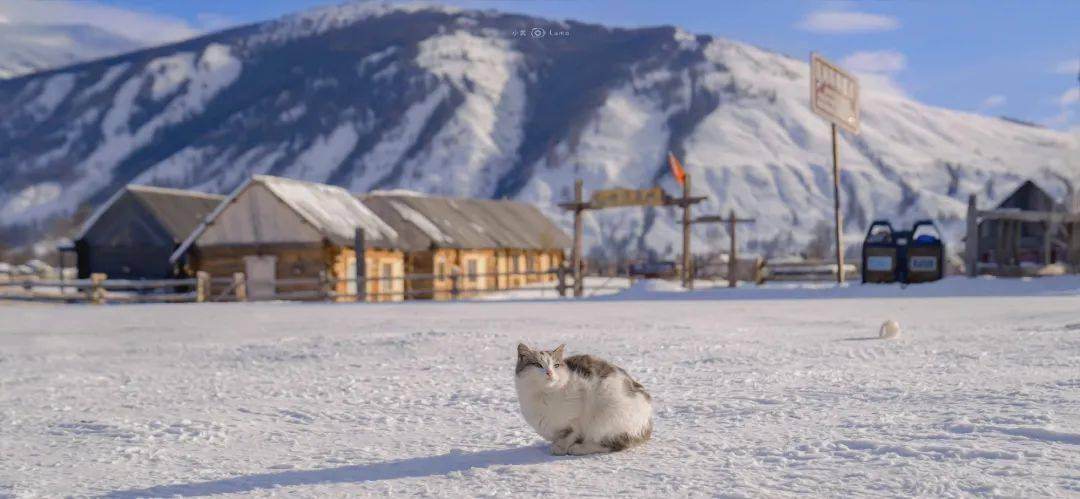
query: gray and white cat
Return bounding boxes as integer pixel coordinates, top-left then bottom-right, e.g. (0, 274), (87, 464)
(514, 343), (652, 455)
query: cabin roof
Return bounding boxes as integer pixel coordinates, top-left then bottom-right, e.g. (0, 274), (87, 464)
(75, 185), (224, 243)
(170, 175), (400, 263)
(361, 194), (571, 252)
(256, 175), (399, 246)
(996, 180), (1060, 212)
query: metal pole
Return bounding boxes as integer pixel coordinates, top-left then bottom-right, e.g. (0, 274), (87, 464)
(682, 174), (693, 289)
(355, 227), (366, 302)
(572, 179), (584, 298)
(831, 123), (845, 284)
(728, 209), (737, 288)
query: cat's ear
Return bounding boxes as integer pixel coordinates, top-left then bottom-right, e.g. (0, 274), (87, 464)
(552, 344), (565, 359)
(517, 343), (531, 356)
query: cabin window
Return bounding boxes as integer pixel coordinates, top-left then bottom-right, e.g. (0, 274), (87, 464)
(526, 254), (536, 273)
(512, 255), (520, 273)
(437, 260), (447, 281)
(467, 259), (478, 283)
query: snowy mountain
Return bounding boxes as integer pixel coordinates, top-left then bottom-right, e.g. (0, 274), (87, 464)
(0, 23), (141, 79)
(0, 2), (1076, 260)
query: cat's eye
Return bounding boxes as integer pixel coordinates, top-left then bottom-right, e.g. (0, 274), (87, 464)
(554, 363), (560, 368)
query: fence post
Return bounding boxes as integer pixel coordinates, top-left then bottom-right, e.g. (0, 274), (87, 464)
(728, 209), (738, 288)
(90, 273), (106, 304)
(355, 228), (366, 303)
(556, 265), (567, 297)
(233, 272), (247, 302)
(195, 271), (210, 303)
(682, 174), (693, 290)
(450, 268), (461, 301)
(319, 270), (331, 301)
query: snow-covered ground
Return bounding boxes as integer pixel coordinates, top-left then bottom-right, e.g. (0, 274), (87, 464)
(2, 282), (1079, 496)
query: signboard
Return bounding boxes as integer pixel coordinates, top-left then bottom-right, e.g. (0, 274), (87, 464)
(810, 53), (860, 134)
(908, 256), (938, 273)
(590, 187), (665, 208)
(866, 255), (894, 272)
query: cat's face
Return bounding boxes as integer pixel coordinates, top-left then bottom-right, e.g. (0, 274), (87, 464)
(516, 343), (566, 388)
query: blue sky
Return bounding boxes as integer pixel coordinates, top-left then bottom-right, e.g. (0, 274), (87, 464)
(5, 0), (1077, 129)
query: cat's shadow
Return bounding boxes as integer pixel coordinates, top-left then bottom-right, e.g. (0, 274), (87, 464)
(101, 445), (559, 497)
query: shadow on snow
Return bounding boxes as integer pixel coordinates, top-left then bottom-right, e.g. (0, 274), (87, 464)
(102, 445), (557, 497)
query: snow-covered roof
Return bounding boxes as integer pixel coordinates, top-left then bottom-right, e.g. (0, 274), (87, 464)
(74, 184), (224, 242)
(257, 175), (398, 245)
(361, 194), (571, 252)
(170, 175), (400, 263)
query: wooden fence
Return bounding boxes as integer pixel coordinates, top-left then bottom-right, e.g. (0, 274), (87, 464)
(759, 261), (859, 282)
(0, 274), (199, 303)
(0, 267), (626, 304)
(1, 261), (864, 304)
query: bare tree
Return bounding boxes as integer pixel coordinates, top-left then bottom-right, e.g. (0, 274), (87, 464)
(803, 220), (834, 260)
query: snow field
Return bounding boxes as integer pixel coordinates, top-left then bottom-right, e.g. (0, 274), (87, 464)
(1, 293), (1078, 496)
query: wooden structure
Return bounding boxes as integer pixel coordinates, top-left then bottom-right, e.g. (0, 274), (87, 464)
(72, 185), (223, 279)
(560, 178), (705, 295)
(170, 175), (405, 301)
(965, 181), (1080, 277)
(691, 210), (755, 288)
(361, 194), (570, 300)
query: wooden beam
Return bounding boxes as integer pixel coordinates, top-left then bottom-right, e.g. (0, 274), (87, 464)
(572, 179), (584, 298)
(728, 209), (737, 289)
(682, 174), (692, 289)
(965, 194), (978, 277)
(692, 216), (755, 224)
(977, 209), (1080, 223)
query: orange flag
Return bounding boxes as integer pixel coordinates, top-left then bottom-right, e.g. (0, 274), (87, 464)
(667, 151), (686, 187)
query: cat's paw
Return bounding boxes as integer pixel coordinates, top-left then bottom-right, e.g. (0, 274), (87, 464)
(549, 443), (569, 456)
(567, 442), (606, 455)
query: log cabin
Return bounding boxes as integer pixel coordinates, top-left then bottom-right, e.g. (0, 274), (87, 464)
(170, 175), (405, 301)
(361, 194), (570, 300)
(73, 185), (224, 279)
(977, 180), (1079, 271)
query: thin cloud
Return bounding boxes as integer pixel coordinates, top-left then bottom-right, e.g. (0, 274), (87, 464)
(1060, 87), (1079, 107)
(1054, 58), (1079, 75)
(840, 50), (906, 74)
(196, 13), (236, 32)
(980, 95), (1006, 110)
(799, 10), (900, 33)
(1043, 87), (1078, 128)
(1043, 108), (1074, 128)
(0, 0), (198, 45)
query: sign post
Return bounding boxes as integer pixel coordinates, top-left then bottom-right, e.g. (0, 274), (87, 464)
(560, 177), (706, 295)
(810, 53), (860, 284)
(682, 174), (692, 289)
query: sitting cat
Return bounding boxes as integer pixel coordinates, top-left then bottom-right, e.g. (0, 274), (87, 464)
(514, 343), (652, 455)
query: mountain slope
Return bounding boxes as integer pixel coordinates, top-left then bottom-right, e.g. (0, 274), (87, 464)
(0, 23), (141, 79)
(0, 2), (1076, 260)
